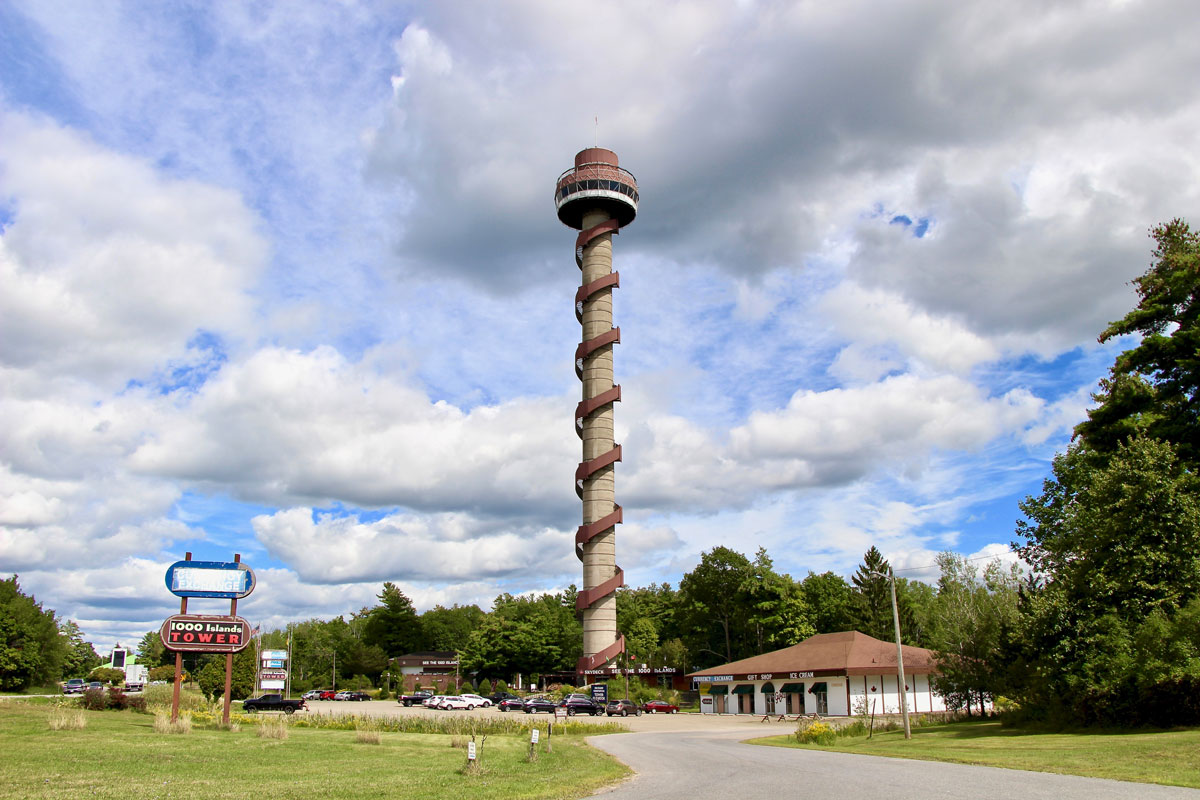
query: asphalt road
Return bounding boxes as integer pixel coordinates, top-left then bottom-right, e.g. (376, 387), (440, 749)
(585, 728), (1200, 800)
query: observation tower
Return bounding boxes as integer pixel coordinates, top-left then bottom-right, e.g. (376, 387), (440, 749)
(554, 148), (639, 674)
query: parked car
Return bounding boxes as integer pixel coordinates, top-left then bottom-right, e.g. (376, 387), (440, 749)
(522, 696), (558, 714)
(424, 695), (446, 708)
(242, 694), (307, 714)
(561, 697), (603, 716)
(489, 691), (520, 706)
(439, 696), (472, 710)
(497, 697), (525, 712)
(642, 700), (680, 714)
(301, 690), (323, 700)
(460, 693), (491, 708)
(605, 699), (641, 717)
(399, 690), (434, 707)
(318, 689), (336, 700)
(86, 681), (104, 691)
(343, 691), (371, 701)
(62, 679), (86, 695)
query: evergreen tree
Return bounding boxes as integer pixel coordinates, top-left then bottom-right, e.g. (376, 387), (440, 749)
(1076, 219), (1200, 462)
(850, 547), (894, 641)
(362, 582), (422, 657)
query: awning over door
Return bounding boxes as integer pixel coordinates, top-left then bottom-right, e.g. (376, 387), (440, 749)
(760, 682), (775, 693)
(732, 684), (755, 695)
(707, 685), (728, 695)
(779, 683), (804, 693)
(808, 682), (828, 693)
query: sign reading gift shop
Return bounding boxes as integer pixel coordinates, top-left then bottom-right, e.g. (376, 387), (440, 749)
(160, 614), (253, 652)
(165, 560), (255, 599)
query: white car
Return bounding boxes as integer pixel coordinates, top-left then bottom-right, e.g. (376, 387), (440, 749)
(423, 695), (444, 708)
(460, 693), (491, 708)
(439, 696), (472, 710)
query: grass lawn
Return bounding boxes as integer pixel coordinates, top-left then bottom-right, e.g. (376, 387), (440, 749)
(753, 719), (1200, 788)
(0, 701), (628, 800)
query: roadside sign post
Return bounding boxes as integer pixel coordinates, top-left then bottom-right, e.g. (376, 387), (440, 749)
(162, 554), (255, 727)
(221, 554), (241, 727)
(169, 552), (191, 723)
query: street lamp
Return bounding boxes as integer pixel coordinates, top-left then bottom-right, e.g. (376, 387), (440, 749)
(871, 567), (912, 740)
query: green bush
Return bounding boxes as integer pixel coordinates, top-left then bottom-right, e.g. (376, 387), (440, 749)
(495, 679), (509, 694)
(377, 686), (389, 700)
(478, 678), (493, 696)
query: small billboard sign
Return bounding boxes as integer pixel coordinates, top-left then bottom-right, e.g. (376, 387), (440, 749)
(590, 683), (608, 703)
(261, 650), (288, 661)
(160, 614), (253, 652)
(263, 659), (286, 669)
(164, 560), (255, 599)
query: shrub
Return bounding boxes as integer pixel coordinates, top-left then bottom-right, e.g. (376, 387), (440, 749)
(478, 678), (493, 696)
(81, 688), (108, 710)
(377, 686), (389, 700)
(106, 687), (130, 710)
(48, 710), (87, 730)
(494, 679), (509, 694)
(796, 720), (837, 745)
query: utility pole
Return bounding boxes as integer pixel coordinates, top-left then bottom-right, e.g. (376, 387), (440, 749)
(888, 569), (912, 740)
(871, 567), (912, 740)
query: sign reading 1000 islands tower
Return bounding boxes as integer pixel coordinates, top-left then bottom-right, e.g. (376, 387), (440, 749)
(554, 147), (638, 673)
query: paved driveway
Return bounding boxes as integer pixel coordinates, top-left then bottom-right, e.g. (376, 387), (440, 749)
(585, 727), (1200, 799)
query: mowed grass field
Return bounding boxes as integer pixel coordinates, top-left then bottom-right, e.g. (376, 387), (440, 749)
(754, 719), (1200, 788)
(0, 701), (628, 800)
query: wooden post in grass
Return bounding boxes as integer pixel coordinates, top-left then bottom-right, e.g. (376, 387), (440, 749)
(170, 552), (191, 723)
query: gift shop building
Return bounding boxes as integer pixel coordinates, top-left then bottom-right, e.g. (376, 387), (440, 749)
(688, 631), (948, 716)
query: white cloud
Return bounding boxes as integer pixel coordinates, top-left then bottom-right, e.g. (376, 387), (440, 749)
(252, 506), (575, 584)
(0, 113), (265, 393)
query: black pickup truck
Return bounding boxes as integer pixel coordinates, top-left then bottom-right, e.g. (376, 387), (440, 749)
(398, 690), (434, 707)
(242, 694), (307, 714)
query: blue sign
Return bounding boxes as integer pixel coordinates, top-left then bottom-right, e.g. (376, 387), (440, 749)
(164, 561), (255, 599)
(591, 683), (608, 703)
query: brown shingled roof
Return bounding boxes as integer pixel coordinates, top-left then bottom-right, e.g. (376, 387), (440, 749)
(687, 631), (939, 677)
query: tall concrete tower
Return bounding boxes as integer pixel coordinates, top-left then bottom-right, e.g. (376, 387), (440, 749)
(554, 147), (639, 674)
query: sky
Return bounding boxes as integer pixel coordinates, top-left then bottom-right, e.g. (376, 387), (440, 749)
(2, 0), (1198, 651)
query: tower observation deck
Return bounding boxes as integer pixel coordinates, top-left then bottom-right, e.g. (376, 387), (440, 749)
(555, 147), (638, 674)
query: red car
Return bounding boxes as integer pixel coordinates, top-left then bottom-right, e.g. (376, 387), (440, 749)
(641, 700), (679, 714)
(319, 689), (336, 700)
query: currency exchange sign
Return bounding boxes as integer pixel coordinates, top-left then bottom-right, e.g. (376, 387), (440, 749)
(164, 560), (255, 599)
